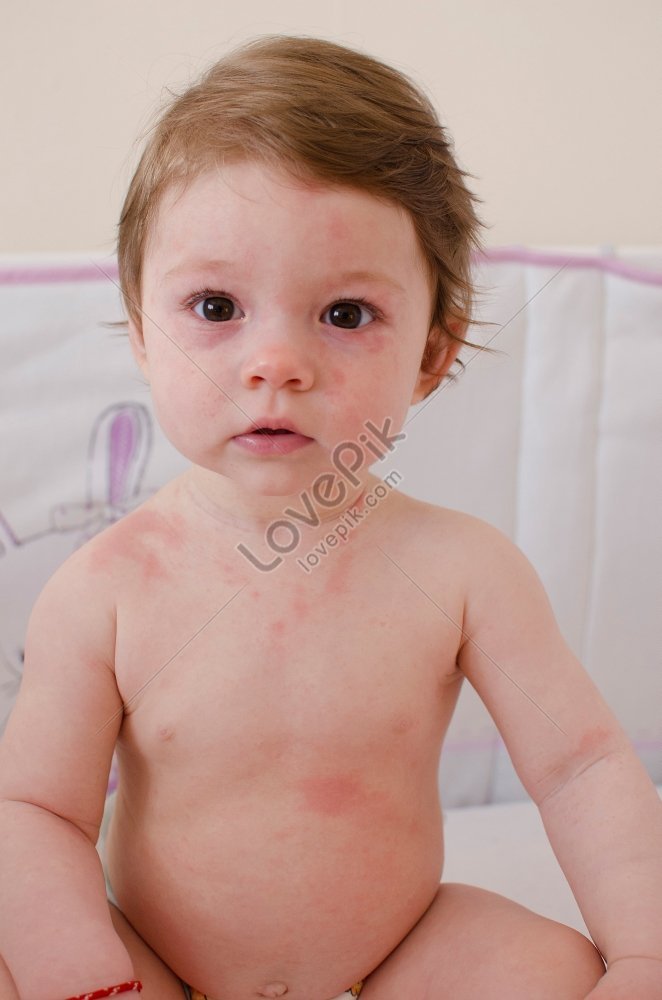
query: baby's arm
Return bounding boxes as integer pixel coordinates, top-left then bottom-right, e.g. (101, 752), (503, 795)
(0, 548), (136, 998)
(456, 517), (662, 987)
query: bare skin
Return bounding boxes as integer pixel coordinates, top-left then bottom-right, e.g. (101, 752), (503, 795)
(104, 886), (605, 1000)
(101, 472), (464, 998)
(9, 160), (652, 997)
(92, 472), (603, 1000)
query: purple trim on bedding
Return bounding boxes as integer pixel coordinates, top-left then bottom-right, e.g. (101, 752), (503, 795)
(1, 249), (661, 286)
(632, 738), (662, 750)
(474, 245), (662, 286)
(0, 260), (119, 284)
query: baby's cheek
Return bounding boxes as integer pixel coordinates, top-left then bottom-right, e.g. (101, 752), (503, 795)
(197, 381), (233, 420)
(325, 363), (347, 388)
(327, 383), (383, 436)
(151, 370), (214, 432)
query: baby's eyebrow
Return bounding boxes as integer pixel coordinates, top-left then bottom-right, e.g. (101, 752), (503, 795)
(162, 258), (233, 283)
(334, 270), (406, 295)
(161, 260), (406, 295)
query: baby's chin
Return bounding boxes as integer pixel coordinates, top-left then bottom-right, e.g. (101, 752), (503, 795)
(195, 458), (371, 514)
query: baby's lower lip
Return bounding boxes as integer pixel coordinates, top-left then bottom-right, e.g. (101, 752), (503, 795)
(232, 431), (314, 455)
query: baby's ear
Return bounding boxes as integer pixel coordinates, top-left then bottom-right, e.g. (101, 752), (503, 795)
(411, 320), (466, 405)
(127, 318), (150, 380)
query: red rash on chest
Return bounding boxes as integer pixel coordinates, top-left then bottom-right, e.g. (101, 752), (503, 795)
(297, 774), (365, 816)
(269, 619), (286, 638)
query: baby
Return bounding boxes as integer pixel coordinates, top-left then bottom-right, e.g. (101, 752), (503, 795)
(1, 34), (662, 1000)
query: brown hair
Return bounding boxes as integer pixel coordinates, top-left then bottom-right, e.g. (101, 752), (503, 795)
(114, 34), (498, 396)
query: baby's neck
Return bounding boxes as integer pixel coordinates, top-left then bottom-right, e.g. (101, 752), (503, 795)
(179, 465), (376, 536)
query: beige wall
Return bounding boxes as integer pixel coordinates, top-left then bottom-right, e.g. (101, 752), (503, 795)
(2, 0), (660, 253)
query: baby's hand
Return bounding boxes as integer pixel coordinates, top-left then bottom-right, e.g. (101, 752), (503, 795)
(584, 955), (662, 999)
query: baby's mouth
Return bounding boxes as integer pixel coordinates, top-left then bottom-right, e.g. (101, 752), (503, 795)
(231, 424), (315, 454)
(232, 418), (315, 451)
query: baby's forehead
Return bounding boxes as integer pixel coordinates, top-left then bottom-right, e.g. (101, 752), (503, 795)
(144, 163), (423, 277)
(153, 163), (398, 219)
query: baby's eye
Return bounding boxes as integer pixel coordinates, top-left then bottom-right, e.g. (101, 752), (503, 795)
(191, 295), (243, 322)
(322, 300), (376, 330)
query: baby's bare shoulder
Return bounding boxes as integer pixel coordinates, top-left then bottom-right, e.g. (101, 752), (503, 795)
(68, 481), (185, 584)
(376, 494), (511, 621)
(23, 514), (133, 664)
(389, 491), (503, 562)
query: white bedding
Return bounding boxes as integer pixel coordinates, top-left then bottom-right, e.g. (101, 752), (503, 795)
(443, 785), (662, 934)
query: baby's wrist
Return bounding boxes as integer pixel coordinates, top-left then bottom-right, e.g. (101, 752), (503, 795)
(63, 979), (143, 999)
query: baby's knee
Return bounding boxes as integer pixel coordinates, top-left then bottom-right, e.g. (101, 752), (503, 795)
(529, 921), (606, 995)
(565, 928), (606, 989)
(454, 886), (607, 996)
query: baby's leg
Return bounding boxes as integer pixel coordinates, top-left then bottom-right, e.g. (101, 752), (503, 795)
(360, 882), (606, 999)
(0, 910), (186, 1000)
(108, 902), (191, 1000)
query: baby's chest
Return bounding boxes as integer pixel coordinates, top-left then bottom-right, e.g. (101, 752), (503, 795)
(113, 537), (463, 772)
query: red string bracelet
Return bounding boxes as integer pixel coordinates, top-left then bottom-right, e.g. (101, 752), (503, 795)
(64, 980), (143, 999)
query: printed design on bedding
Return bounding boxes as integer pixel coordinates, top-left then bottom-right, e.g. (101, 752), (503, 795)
(0, 402), (154, 740)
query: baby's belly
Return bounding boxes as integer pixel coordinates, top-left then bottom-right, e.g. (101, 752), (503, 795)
(107, 777), (444, 1000)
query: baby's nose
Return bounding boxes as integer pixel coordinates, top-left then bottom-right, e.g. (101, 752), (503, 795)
(239, 325), (315, 391)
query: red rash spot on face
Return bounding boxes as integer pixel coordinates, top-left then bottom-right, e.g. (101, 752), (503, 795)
(270, 619), (286, 638)
(326, 214), (350, 243)
(362, 336), (384, 353)
(297, 774), (364, 816)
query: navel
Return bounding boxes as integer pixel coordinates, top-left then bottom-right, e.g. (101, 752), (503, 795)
(257, 983), (288, 997)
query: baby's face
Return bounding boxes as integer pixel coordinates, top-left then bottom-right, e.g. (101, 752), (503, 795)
(131, 160), (454, 502)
